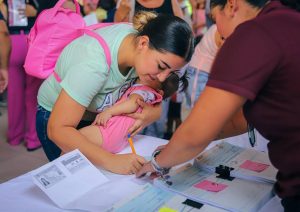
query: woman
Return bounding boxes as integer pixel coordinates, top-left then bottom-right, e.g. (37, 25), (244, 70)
(36, 11), (194, 175)
(137, 0), (300, 210)
(2, 0), (43, 151)
(185, 24), (223, 109)
(114, 0), (183, 22)
(0, 6), (10, 94)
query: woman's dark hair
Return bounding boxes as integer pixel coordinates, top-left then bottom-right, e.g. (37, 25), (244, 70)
(281, 0), (300, 11)
(161, 72), (189, 99)
(133, 11), (194, 62)
(210, 0), (269, 10)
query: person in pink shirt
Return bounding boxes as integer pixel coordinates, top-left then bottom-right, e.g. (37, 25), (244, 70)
(186, 24), (223, 108)
(192, 0), (206, 39)
(78, 73), (187, 154)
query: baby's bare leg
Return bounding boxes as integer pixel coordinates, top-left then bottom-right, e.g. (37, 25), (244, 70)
(79, 125), (104, 147)
(60, 126), (104, 157)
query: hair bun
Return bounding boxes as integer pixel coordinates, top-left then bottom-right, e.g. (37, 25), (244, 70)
(132, 11), (157, 32)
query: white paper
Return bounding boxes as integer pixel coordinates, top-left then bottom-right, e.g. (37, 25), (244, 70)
(8, 0), (28, 26)
(154, 164), (274, 212)
(194, 142), (277, 183)
(109, 183), (227, 212)
(31, 149), (109, 209)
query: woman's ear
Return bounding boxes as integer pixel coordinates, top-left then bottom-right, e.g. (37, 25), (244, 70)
(137, 35), (150, 51)
(227, 0), (238, 17)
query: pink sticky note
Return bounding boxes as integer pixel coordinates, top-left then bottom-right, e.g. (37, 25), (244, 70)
(194, 180), (228, 192)
(239, 160), (270, 172)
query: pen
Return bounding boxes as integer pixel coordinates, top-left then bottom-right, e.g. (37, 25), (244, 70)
(247, 123), (256, 147)
(127, 134), (136, 154)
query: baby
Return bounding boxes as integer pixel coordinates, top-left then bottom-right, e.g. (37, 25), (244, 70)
(79, 73), (187, 153)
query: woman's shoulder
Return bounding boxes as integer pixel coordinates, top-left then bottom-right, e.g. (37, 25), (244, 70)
(94, 23), (135, 43)
(65, 23), (134, 53)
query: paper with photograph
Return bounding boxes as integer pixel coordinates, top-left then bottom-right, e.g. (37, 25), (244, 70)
(31, 149), (109, 209)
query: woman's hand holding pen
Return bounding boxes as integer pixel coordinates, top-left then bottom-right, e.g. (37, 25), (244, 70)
(127, 99), (162, 136)
(107, 153), (146, 175)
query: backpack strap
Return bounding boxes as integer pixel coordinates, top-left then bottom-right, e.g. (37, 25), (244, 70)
(53, 29), (111, 82)
(84, 29), (112, 71)
(53, 71), (62, 83)
(54, 24), (133, 82)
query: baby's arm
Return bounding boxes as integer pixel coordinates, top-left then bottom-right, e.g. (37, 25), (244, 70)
(93, 93), (144, 126)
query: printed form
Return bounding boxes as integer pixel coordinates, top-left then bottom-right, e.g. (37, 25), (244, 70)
(31, 149), (109, 209)
(154, 164), (274, 212)
(110, 183), (226, 212)
(194, 142), (277, 183)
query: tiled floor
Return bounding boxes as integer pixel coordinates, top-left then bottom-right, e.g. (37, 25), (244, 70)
(0, 106), (48, 183)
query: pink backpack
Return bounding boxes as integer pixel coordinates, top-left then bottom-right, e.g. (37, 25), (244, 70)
(24, 0), (112, 80)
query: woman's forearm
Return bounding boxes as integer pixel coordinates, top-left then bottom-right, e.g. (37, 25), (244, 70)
(0, 22), (11, 70)
(48, 123), (113, 169)
(171, 0), (184, 19)
(156, 122), (210, 168)
(216, 108), (248, 139)
(114, 7), (130, 22)
(47, 89), (114, 170)
(154, 87), (246, 168)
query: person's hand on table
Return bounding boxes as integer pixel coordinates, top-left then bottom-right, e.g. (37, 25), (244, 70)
(136, 161), (155, 177)
(108, 153), (146, 175)
(127, 99), (162, 136)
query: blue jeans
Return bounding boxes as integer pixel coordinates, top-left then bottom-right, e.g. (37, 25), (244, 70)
(36, 105), (93, 161)
(141, 98), (170, 138)
(185, 67), (209, 108)
(36, 105), (61, 161)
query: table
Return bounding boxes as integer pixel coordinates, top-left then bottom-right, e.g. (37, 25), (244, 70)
(0, 135), (283, 211)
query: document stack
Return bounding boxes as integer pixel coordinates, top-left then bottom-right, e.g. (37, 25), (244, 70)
(154, 163), (274, 212)
(193, 142), (277, 184)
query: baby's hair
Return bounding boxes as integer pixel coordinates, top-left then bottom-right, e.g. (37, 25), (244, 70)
(161, 72), (189, 99)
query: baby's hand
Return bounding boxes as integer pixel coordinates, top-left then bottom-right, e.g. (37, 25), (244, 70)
(92, 110), (112, 127)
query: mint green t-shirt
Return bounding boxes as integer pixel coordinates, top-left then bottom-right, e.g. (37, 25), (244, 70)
(38, 24), (137, 115)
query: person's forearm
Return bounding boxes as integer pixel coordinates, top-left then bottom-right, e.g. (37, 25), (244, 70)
(155, 117), (212, 168)
(156, 113), (247, 168)
(109, 98), (140, 116)
(154, 87), (246, 168)
(216, 108), (247, 139)
(171, 0), (184, 19)
(114, 8), (129, 22)
(0, 25), (11, 70)
(48, 124), (114, 170)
